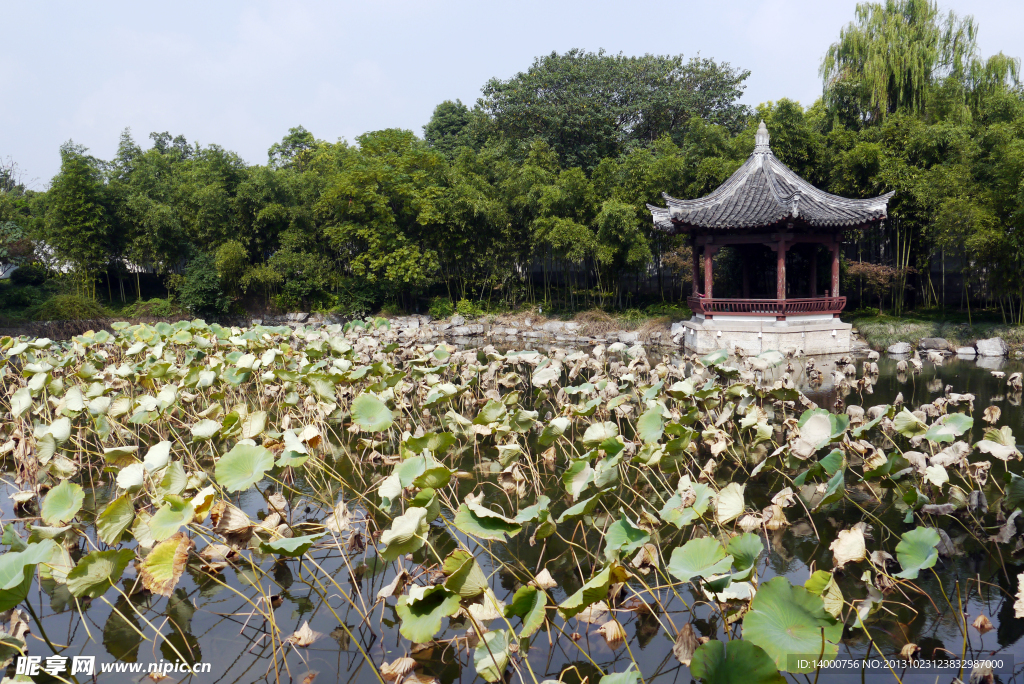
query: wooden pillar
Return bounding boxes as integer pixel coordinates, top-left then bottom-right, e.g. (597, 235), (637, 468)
(742, 247), (750, 298)
(776, 239), (786, 301)
(831, 239), (840, 298)
(808, 244), (817, 297)
(704, 244), (714, 299)
(691, 237), (700, 296)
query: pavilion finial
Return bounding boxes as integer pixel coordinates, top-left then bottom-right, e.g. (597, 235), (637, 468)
(754, 121), (770, 151)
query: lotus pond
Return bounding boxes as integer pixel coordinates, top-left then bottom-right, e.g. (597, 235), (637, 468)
(1, 319), (1023, 684)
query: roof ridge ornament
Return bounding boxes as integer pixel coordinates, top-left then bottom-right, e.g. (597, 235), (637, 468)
(754, 120), (770, 152)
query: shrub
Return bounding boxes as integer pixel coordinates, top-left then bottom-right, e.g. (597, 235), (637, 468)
(178, 253), (229, 317)
(456, 298), (485, 318)
(122, 298), (185, 318)
(10, 263), (48, 286)
(429, 297), (454, 319)
(0, 284), (48, 310)
(215, 241), (248, 294)
(34, 294), (109, 321)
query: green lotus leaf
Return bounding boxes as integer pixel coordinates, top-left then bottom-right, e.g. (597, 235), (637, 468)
(96, 494), (136, 545)
(562, 458), (594, 500)
(405, 431), (457, 454)
(599, 668), (640, 684)
(603, 515), (650, 562)
(636, 406), (666, 444)
(351, 393), (393, 432)
(726, 532), (764, 576)
(742, 577), (842, 672)
(66, 549), (135, 599)
(191, 419), (221, 440)
(395, 584), (461, 643)
(894, 526), (940, 579)
(143, 441), (172, 472)
(538, 417), (571, 446)
(660, 483), (713, 528)
(149, 497), (195, 542)
(259, 533), (323, 557)
(453, 502), (522, 541)
(117, 463), (146, 491)
(583, 421), (618, 447)
(558, 563), (629, 619)
(924, 412), (973, 444)
(380, 507), (429, 561)
(442, 549), (488, 598)
(41, 480), (84, 526)
(103, 445), (140, 468)
(667, 537), (734, 583)
(690, 640), (785, 684)
(412, 465), (452, 490)
(893, 408), (927, 438)
(557, 492), (603, 523)
(699, 349), (729, 366)
(10, 387), (31, 417)
(514, 496), (551, 524)
(215, 443), (274, 492)
(240, 410), (267, 439)
(474, 399), (507, 425)
(0, 540), (59, 611)
(506, 585), (548, 638)
(473, 629), (512, 683)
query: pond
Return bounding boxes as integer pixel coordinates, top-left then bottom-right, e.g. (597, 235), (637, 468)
(1, 321), (1022, 684)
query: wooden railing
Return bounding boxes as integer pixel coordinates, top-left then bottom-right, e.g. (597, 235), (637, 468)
(687, 296), (846, 317)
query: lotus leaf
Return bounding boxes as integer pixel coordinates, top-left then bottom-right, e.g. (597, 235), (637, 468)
(215, 443), (274, 492)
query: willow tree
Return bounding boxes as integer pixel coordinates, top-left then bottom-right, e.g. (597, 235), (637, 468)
(820, 0), (1018, 122)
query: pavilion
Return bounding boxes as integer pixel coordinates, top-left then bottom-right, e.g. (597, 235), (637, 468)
(648, 121), (893, 355)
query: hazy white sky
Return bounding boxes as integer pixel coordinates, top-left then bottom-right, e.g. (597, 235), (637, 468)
(4, 0), (1023, 186)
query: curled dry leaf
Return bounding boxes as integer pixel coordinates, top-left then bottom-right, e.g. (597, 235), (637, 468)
(672, 623), (700, 666)
(211, 500), (253, 548)
(1016, 573), (1024, 619)
(267, 492), (288, 517)
(576, 601), (609, 624)
(287, 621), (323, 647)
(377, 570), (412, 601)
(829, 527), (867, 569)
(900, 643), (921, 661)
(983, 406), (1001, 424)
(530, 568), (557, 590)
(597, 619), (627, 648)
(972, 614), (994, 634)
(381, 657), (418, 682)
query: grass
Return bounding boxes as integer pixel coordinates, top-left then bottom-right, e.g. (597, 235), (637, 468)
(846, 307), (1024, 350)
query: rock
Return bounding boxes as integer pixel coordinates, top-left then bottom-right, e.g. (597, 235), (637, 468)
(670, 321), (685, 336)
(976, 337), (1008, 356)
(450, 314), (465, 326)
(541, 321), (565, 333)
(956, 346), (977, 356)
(918, 337), (949, 350)
(564, 321), (580, 332)
(524, 318), (532, 328)
(450, 326), (473, 336)
(250, 319), (263, 326)
(286, 312), (310, 323)
(617, 331), (640, 344)
(887, 342), (912, 355)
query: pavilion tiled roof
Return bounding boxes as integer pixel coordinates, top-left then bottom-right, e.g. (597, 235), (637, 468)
(648, 121), (894, 231)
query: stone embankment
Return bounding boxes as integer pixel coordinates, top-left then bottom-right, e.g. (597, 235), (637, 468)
(886, 336), (1016, 358)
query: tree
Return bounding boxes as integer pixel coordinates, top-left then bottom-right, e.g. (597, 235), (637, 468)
(482, 49), (750, 169)
(423, 100), (492, 158)
(821, 0), (1019, 122)
(268, 126), (317, 169)
(41, 142), (116, 296)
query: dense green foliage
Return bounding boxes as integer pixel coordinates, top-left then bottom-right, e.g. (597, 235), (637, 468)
(1, 4), (1022, 322)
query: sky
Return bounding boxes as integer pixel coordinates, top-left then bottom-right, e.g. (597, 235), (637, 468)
(4, 0), (1023, 187)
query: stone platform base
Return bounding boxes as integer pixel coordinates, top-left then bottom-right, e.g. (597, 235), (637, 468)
(678, 315), (852, 356)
